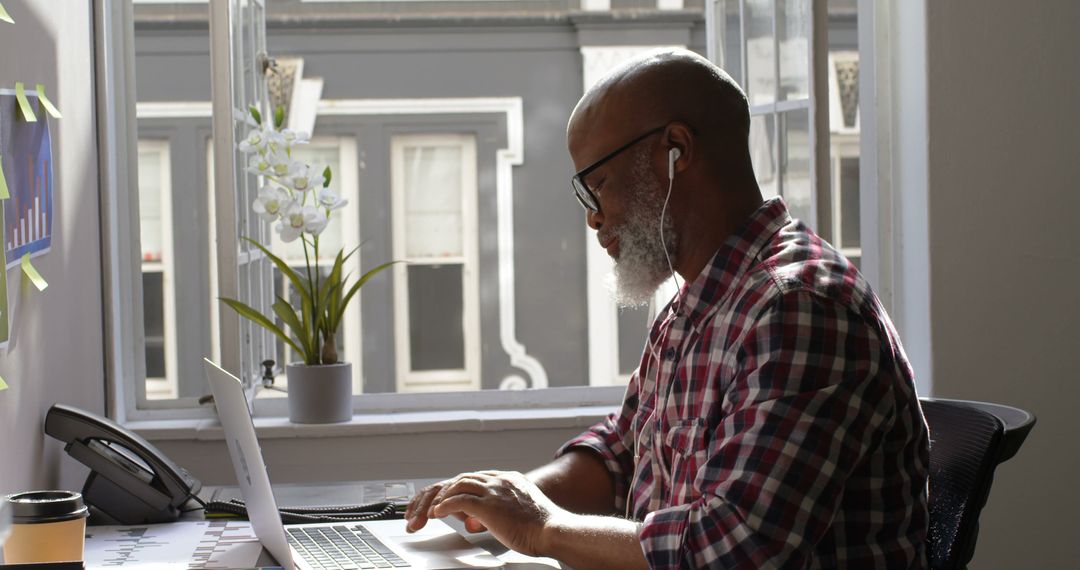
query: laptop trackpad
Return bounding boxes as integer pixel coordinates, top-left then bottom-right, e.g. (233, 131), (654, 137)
(364, 519), (503, 569)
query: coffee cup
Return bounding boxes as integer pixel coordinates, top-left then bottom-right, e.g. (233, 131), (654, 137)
(3, 490), (89, 564)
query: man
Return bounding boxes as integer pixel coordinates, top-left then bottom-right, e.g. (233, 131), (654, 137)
(405, 50), (929, 569)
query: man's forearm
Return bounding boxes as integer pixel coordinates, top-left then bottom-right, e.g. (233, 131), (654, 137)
(526, 448), (618, 516)
(542, 511), (649, 570)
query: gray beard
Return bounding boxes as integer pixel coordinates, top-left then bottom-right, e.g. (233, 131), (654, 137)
(607, 153), (678, 308)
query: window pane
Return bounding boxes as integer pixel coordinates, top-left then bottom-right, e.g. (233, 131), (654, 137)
(840, 157), (861, 249)
(138, 148), (165, 263)
(750, 114), (778, 198)
(778, 0), (810, 101)
(408, 264), (465, 371)
(712, 0), (744, 88)
(404, 145), (464, 259)
(780, 109), (812, 223)
(142, 272), (166, 379)
(745, 0), (776, 106)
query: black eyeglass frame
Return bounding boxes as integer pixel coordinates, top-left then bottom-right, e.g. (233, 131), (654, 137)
(569, 125), (666, 214)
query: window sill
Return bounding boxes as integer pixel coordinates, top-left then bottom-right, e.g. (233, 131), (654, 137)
(129, 406), (612, 442)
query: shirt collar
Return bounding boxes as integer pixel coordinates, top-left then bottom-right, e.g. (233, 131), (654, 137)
(673, 197), (791, 329)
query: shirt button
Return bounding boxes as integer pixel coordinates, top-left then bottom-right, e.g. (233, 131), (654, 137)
(664, 347), (677, 360)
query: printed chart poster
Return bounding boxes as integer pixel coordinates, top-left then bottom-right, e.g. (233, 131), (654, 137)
(0, 93), (53, 269)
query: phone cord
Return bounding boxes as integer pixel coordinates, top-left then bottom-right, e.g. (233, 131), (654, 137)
(203, 498), (400, 523)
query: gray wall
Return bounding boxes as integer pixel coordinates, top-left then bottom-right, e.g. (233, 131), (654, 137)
(921, 1), (1080, 567)
(0, 1), (104, 494)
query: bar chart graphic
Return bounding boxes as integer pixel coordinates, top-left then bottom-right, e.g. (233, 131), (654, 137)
(1, 93), (53, 268)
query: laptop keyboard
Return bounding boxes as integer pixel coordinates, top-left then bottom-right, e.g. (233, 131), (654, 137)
(286, 524), (410, 569)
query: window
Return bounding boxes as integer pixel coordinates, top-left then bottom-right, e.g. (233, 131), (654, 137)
(137, 140), (177, 399)
(828, 49), (861, 267)
(103, 1), (847, 421)
(709, 0), (819, 224)
(390, 134), (480, 393)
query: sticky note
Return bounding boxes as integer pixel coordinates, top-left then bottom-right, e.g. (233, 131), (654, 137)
(21, 254), (47, 291)
(0, 3), (13, 24)
(14, 82), (37, 122)
(0, 375), (7, 391)
(36, 84), (62, 119)
(0, 160), (8, 200)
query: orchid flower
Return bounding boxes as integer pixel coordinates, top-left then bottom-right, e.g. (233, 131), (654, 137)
(238, 128), (270, 154)
(316, 187), (348, 211)
(252, 185), (293, 222)
(281, 129), (310, 147)
(277, 204), (328, 242)
(268, 150), (302, 180)
(262, 128), (287, 155)
(284, 164), (326, 194)
(246, 153), (276, 177)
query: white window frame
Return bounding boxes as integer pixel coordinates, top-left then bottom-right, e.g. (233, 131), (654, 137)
(390, 133), (481, 393)
(829, 137), (861, 262)
(137, 140), (179, 400)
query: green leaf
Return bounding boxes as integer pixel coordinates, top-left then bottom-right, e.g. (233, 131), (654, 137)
(274, 105), (285, 129)
(272, 296), (315, 362)
(317, 250), (346, 318)
(338, 261), (397, 322)
(249, 105), (262, 126)
(220, 297), (304, 356)
(242, 237), (313, 309)
(323, 166), (333, 188)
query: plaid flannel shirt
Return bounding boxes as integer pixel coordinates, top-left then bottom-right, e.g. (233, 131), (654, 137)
(558, 198), (929, 569)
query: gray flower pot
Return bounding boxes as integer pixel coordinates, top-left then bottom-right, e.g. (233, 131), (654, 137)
(285, 362), (352, 424)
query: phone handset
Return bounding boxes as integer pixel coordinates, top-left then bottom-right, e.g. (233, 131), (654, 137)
(44, 404), (202, 524)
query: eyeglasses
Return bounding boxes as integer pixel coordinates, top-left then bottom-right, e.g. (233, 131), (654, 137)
(570, 126), (666, 214)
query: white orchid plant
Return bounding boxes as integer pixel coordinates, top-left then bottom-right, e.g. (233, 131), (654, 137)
(220, 105), (393, 366)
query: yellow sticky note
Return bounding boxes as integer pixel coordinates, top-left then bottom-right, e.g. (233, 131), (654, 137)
(15, 82), (37, 122)
(0, 375), (7, 391)
(0, 160), (8, 200)
(21, 254), (47, 291)
(36, 84), (62, 119)
(0, 3), (13, 24)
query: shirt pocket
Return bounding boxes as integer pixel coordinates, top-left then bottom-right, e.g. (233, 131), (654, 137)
(661, 418), (708, 500)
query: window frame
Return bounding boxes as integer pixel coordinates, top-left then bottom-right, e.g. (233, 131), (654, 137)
(137, 139), (179, 399)
(390, 133), (481, 393)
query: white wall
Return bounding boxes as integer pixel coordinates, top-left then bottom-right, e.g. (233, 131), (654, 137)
(0, 1), (104, 495)
(921, 1), (1080, 567)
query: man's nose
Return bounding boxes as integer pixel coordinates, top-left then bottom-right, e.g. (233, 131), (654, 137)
(586, 208), (603, 231)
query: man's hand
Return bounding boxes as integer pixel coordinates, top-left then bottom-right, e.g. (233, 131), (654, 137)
(405, 476), (489, 534)
(407, 470), (565, 557)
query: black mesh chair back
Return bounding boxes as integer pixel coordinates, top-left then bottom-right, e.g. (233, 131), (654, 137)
(921, 398), (1035, 570)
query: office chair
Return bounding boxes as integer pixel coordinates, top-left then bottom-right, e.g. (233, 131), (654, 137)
(921, 398), (1036, 570)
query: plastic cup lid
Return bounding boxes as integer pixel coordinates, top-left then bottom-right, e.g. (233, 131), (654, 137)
(4, 490), (89, 524)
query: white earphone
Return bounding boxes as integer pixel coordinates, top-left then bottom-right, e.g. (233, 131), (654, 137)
(668, 147), (681, 180)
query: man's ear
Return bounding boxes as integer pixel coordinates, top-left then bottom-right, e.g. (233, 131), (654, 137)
(663, 122), (693, 178)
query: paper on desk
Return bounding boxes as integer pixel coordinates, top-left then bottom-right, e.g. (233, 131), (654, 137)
(84, 520), (262, 569)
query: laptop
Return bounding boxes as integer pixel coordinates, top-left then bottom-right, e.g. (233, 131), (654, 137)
(204, 359), (505, 570)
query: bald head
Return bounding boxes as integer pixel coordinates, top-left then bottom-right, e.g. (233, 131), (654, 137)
(567, 49), (750, 160)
